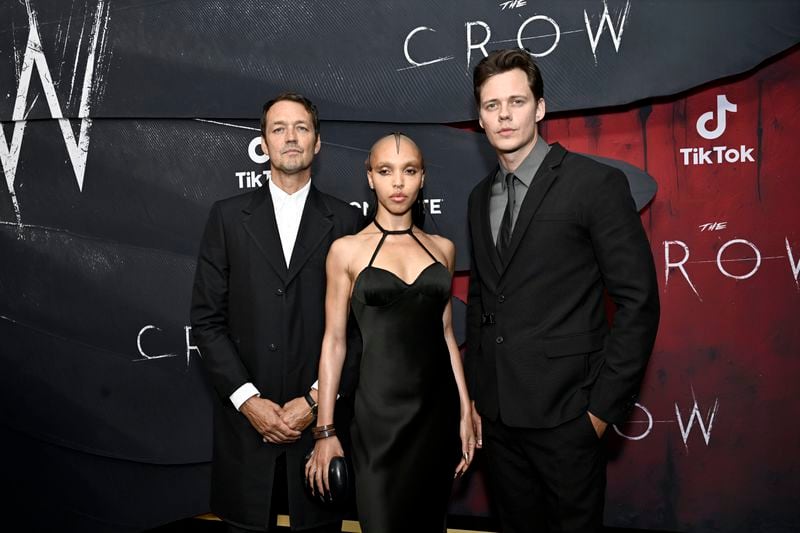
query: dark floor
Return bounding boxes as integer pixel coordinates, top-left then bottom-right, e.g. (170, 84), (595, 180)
(146, 516), (675, 533)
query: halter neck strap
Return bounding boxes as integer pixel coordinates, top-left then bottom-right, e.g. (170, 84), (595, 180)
(367, 219), (438, 267)
(373, 219), (413, 235)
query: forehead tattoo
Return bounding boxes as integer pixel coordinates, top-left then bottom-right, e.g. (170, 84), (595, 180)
(365, 131), (426, 173)
(367, 132), (410, 167)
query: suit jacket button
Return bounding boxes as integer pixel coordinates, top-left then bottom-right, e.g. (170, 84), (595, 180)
(275, 288), (284, 296)
(268, 344), (278, 352)
(498, 295), (505, 303)
(495, 336), (504, 344)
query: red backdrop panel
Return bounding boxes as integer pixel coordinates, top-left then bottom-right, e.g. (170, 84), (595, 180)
(452, 47), (800, 532)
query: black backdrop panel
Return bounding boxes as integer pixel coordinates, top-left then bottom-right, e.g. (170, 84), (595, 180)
(3, 424), (211, 532)
(1, 1), (799, 122)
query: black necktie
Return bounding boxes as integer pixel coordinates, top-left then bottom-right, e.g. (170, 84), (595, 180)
(496, 172), (516, 259)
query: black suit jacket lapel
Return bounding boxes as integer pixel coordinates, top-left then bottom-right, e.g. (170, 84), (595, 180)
(473, 170), (504, 278)
(286, 184), (334, 285)
(242, 186), (289, 282)
(501, 143), (567, 273)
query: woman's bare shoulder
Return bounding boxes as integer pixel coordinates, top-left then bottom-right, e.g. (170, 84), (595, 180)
(416, 231), (455, 265)
(330, 227), (381, 270)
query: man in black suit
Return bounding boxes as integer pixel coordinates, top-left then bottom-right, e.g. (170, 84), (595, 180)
(465, 50), (660, 532)
(191, 93), (361, 532)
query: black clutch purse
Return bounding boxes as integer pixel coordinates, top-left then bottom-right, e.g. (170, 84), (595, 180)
(302, 449), (351, 506)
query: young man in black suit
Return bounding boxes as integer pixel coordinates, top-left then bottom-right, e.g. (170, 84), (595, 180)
(191, 93), (361, 532)
(466, 49), (660, 532)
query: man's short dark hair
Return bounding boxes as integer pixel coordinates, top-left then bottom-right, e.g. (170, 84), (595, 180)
(261, 92), (320, 138)
(473, 49), (544, 106)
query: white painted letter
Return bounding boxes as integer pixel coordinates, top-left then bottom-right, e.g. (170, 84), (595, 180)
(402, 26), (453, 68)
(135, 325), (177, 361)
(786, 238), (800, 289)
(675, 391), (719, 452)
(612, 403), (653, 441)
(466, 21), (491, 66)
(716, 239), (761, 280)
(517, 16), (560, 58)
(664, 240), (702, 301)
(584, 0), (631, 65)
(185, 326), (201, 366)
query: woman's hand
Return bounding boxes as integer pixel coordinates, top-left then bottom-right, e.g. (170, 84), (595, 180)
(471, 400), (483, 449)
(305, 435), (344, 498)
(454, 408), (477, 478)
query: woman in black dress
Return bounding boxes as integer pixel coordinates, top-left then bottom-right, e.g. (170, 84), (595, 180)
(306, 133), (476, 532)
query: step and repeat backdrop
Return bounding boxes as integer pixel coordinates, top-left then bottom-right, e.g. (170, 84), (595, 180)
(1, 1), (799, 532)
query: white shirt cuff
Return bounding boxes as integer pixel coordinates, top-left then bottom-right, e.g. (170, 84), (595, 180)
(230, 382), (260, 411)
(310, 380), (339, 399)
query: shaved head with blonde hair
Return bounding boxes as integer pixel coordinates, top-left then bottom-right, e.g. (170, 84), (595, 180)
(365, 132), (425, 171)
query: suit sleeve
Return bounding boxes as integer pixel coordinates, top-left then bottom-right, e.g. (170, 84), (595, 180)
(465, 192), (483, 398)
(586, 168), (660, 424)
(190, 202), (252, 399)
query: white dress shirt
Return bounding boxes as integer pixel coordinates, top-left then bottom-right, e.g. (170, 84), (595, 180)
(270, 177), (311, 267)
(229, 178), (311, 410)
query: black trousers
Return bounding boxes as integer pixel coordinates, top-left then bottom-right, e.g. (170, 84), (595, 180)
(225, 454), (342, 533)
(482, 413), (606, 533)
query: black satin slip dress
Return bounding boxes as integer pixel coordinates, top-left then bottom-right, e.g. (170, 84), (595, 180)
(349, 222), (460, 533)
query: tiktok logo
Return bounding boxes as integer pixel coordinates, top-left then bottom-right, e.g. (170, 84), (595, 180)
(248, 136), (270, 164)
(234, 136), (270, 189)
(696, 95), (737, 140)
(679, 94), (755, 167)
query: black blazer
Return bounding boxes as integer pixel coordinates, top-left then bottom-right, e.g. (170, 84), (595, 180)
(465, 143), (659, 428)
(190, 184), (362, 529)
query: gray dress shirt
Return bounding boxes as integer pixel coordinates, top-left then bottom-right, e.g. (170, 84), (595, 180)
(490, 135), (551, 243)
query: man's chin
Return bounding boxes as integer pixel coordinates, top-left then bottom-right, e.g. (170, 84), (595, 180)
(277, 164), (312, 175)
(494, 137), (536, 155)
(496, 143), (524, 154)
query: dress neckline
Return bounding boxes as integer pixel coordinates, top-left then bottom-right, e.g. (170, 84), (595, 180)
(373, 219), (413, 235)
